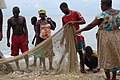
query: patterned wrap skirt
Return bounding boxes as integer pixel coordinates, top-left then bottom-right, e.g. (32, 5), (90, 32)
(97, 29), (120, 69)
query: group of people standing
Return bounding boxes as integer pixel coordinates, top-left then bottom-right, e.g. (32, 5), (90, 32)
(7, 7), (56, 72)
(0, 0), (120, 80)
(1, 0), (56, 72)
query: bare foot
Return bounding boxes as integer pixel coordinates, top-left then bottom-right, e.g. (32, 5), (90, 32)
(39, 64), (42, 68)
(43, 67), (46, 71)
(24, 68), (32, 73)
(16, 67), (20, 71)
(86, 69), (92, 71)
(49, 67), (54, 70)
(93, 68), (100, 73)
(30, 63), (37, 67)
(80, 69), (86, 73)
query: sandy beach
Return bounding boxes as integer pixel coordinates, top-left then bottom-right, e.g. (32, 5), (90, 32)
(0, 59), (120, 80)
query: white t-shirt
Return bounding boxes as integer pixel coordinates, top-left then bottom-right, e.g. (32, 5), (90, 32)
(0, 0), (7, 9)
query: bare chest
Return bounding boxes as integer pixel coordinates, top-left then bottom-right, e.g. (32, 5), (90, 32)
(11, 18), (24, 26)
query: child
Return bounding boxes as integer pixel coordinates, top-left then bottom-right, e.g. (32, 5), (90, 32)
(30, 16), (39, 66)
(84, 46), (99, 73)
(31, 16), (37, 45)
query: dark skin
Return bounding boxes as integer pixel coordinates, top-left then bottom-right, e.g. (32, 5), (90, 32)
(36, 13), (56, 37)
(0, 9), (3, 41)
(7, 7), (29, 70)
(30, 17), (37, 67)
(60, 5), (86, 46)
(60, 6), (86, 25)
(31, 17), (37, 45)
(77, 2), (118, 80)
(60, 3), (86, 73)
(7, 7), (28, 47)
(76, 3), (111, 33)
(36, 13), (56, 69)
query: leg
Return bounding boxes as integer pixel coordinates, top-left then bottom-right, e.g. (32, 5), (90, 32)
(20, 34), (30, 70)
(39, 57), (42, 67)
(33, 56), (37, 66)
(112, 71), (117, 80)
(41, 57), (46, 70)
(86, 56), (99, 73)
(78, 50), (85, 73)
(104, 69), (110, 80)
(15, 60), (20, 70)
(49, 49), (54, 70)
(111, 67), (118, 80)
(30, 56), (37, 67)
(84, 57), (93, 71)
(24, 55), (32, 72)
(24, 55), (29, 69)
(49, 56), (54, 70)
(11, 35), (20, 70)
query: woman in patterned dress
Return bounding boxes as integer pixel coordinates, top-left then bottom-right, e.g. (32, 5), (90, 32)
(77, 0), (120, 80)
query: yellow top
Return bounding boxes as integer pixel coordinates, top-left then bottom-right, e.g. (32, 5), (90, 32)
(92, 50), (98, 58)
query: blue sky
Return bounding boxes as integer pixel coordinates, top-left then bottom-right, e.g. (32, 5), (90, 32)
(2, 0), (120, 16)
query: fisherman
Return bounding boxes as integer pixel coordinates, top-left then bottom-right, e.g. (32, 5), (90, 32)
(59, 2), (86, 73)
(7, 6), (30, 72)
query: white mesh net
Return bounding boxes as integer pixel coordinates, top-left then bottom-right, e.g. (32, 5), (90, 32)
(0, 24), (79, 74)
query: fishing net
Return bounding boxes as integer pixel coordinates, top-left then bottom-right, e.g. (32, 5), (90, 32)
(0, 24), (79, 74)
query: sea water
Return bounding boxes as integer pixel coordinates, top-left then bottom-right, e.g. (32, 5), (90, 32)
(0, 14), (98, 58)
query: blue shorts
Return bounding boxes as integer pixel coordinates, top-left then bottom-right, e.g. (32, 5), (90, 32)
(111, 67), (118, 72)
(77, 41), (83, 50)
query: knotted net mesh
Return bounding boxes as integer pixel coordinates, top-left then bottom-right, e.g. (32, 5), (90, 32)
(0, 24), (79, 74)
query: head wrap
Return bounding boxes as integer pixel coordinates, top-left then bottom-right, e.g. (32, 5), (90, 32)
(101, 0), (112, 7)
(38, 9), (46, 14)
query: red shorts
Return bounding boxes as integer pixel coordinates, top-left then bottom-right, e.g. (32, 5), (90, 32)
(11, 34), (29, 56)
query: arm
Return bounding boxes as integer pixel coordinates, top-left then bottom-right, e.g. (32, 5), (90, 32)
(68, 12), (86, 25)
(23, 17), (28, 40)
(71, 20), (86, 25)
(77, 18), (101, 33)
(7, 19), (11, 47)
(47, 17), (56, 30)
(32, 35), (36, 45)
(74, 11), (86, 24)
(73, 13), (86, 25)
(36, 22), (40, 40)
(0, 9), (3, 41)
